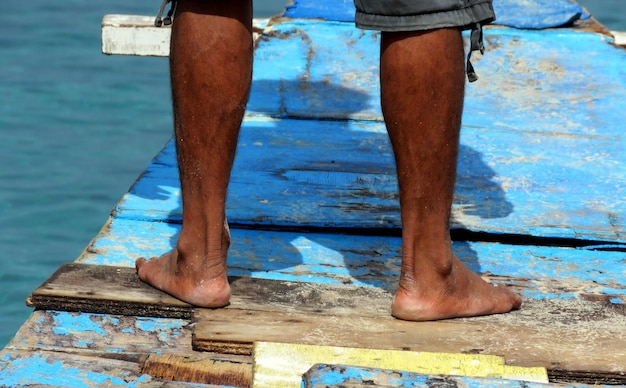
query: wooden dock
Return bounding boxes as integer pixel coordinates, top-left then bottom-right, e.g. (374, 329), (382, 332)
(2, 0), (625, 386)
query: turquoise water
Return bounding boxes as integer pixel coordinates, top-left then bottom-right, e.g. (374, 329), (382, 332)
(0, 0), (624, 348)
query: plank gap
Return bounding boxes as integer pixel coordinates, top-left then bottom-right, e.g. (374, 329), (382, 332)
(223, 223), (626, 250)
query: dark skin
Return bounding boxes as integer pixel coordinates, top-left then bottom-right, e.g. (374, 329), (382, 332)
(136, 0), (522, 321)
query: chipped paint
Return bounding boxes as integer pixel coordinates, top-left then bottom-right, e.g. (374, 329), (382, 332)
(304, 364), (588, 388)
(79, 218), (625, 301)
(52, 313), (107, 336)
(0, 352), (153, 387)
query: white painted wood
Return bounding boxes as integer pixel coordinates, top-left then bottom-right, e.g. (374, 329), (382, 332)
(102, 14), (269, 57)
(611, 30), (626, 46)
(102, 15), (171, 56)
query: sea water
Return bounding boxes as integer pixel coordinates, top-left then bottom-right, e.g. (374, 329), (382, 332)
(0, 0), (624, 348)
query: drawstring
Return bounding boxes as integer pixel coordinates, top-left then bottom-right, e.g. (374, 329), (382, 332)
(155, 0), (178, 27)
(466, 23), (485, 82)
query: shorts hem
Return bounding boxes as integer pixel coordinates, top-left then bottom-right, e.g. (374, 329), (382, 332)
(355, 1), (495, 32)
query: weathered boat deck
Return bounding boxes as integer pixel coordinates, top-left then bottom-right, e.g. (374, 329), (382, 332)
(1, 0), (625, 386)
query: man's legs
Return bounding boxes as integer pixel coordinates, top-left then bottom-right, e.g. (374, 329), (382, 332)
(136, 0), (253, 307)
(380, 29), (522, 321)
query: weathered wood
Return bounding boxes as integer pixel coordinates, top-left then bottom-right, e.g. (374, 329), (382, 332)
(26, 262), (626, 378)
(142, 353), (252, 387)
(79, 218), (626, 302)
(27, 263), (392, 318)
(252, 342), (548, 388)
(0, 349), (194, 387)
(111, 112), (626, 243)
(191, 275), (626, 381)
(4, 309), (253, 386)
(302, 364), (589, 388)
(28, 263), (626, 325)
(193, 304), (626, 376)
(7, 310), (194, 358)
(26, 263), (194, 319)
(98, 20), (626, 243)
(102, 14), (269, 56)
(102, 14), (170, 56)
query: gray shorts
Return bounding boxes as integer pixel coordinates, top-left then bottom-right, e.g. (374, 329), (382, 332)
(354, 0), (495, 32)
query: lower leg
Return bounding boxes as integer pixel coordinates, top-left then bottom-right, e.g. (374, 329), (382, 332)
(136, 0), (253, 307)
(381, 29), (522, 320)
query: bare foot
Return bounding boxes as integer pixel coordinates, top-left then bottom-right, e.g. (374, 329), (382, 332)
(135, 222), (232, 308)
(391, 254), (522, 321)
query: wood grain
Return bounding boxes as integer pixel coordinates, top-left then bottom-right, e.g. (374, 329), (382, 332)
(193, 307), (626, 375)
(26, 263), (193, 319)
(25, 263), (626, 382)
(142, 353), (252, 387)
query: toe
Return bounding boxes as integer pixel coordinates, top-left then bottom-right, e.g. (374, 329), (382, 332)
(135, 257), (148, 272)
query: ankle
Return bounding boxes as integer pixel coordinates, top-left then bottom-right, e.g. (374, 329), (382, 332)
(405, 239), (454, 271)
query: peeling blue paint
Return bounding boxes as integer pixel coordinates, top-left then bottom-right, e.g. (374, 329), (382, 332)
(82, 218), (625, 300)
(104, 347), (125, 353)
(133, 316), (186, 333)
(303, 364), (590, 387)
(52, 312), (106, 336)
(76, 340), (94, 348)
(0, 353), (154, 388)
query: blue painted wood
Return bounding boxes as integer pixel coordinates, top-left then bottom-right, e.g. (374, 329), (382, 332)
(0, 350), (152, 388)
(78, 218), (626, 302)
(113, 113), (626, 242)
(492, 0), (584, 28)
(8, 311), (189, 354)
(303, 364), (595, 387)
(1, 311), (234, 387)
(105, 20), (626, 242)
(251, 21), (626, 137)
(0, 350), (215, 387)
(249, 21), (382, 120)
(282, 0), (586, 29)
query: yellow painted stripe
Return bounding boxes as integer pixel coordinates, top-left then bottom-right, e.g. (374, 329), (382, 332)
(253, 342), (548, 388)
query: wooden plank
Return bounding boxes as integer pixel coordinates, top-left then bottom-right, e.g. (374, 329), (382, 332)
(249, 21), (626, 136)
(101, 19), (626, 242)
(79, 219), (626, 302)
(112, 117), (626, 243)
(22, 262), (626, 382)
(102, 14), (170, 56)
(7, 310), (193, 357)
(100, 19), (626, 242)
(189, 275), (626, 381)
(252, 342), (548, 388)
(193, 303), (626, 377)
(27, 263), (194, 319)
(101, 14), (269, 56)
(3, 310), (252, 386)
(26, 262), (626, 365)
(0, 349), (200, 387)
(142, 353), (252, 387)
(26, 263), (392, 319)
(302, 364), (590, 388)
